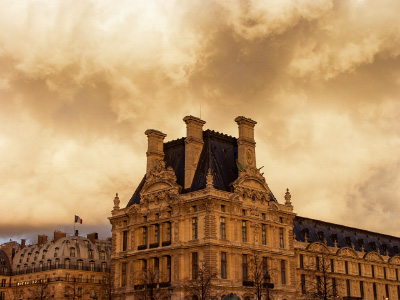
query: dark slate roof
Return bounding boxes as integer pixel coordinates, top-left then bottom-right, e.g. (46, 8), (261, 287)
(127, 129), (278, 207)
(294, 216), (400, 257)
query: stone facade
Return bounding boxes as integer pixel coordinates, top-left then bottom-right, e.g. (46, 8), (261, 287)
(0, 232), (111, 299)
(110, 116), (400, 300)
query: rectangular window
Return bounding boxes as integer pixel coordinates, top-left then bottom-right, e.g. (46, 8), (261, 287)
(167, 256), (171, 282)
(332, 278), (337, 296)
(1, 279), (6, 287)
(372, 265), (375, 278)
(122, 230), (128, 251)
(331, 259), (335, 272)
(262, 213), (266, 220)
(242, 255), (248, 281)
(221, 252), (227, 279)
(192, 205), (197, 212)
(279, 228), (284, 248)
(360, 281), (364, 298)
(373, 282), (377, 300)
(221, 205), (225, 212)
(300, 254), (304, 269)
(262, 224), (267, 245)
(317, 276), (321, 293)
(242, 221), (247, 242)
(346, 279), (351, 296)
(384, 267), (387, 279)
(281, 260), (286, 285)
(155, 224), (160, 244)
(262, 257), (268, 277)
(220, 217), (226, 240)
(192, 252), (198, 279)
(386, 284), (389, 298)
(301, 274), (306, 294)
(142, 227), (148, 246)
(358, 263), (362, 276)
(316, 256), (320, 271)
(345, 261), (349, 274)
(192, 217), (198, 240)
(90, 275), (95, 283)
(121, 263), (126, 287)
(397, 269), (399, 281)
(242, 209), (246, 216)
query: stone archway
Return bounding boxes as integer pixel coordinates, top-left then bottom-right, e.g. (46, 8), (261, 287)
(222, 293), (241, 300)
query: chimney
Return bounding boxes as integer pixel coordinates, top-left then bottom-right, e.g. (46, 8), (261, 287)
(38, 235), (47, 246)
(234, 116), (257, 169)
(53, 231), (67, 242)
(145, 129), (167, 177)
(21, 239), (26, 249)
(183, 116), (206, 189)
(87, 232), (98, 244)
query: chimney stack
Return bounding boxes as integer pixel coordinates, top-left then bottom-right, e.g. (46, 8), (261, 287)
(234, 116), (257, 169)
(145, 129), (167, 176)
(21, 239), (26, 249)
(53, 231), (67, 242)
(38, 235), (47, 246)
(87, 232), (98, 244)
(183, 116), (206, 189)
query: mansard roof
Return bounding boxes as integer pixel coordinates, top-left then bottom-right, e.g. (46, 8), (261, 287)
(127, 130), (242, 206)
(294, 216), (400, 257)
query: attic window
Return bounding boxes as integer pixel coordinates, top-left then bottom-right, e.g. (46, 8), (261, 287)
(317, 232), (324, 242)
(344, 237), (352, 247)
(369, 242), (377, 250)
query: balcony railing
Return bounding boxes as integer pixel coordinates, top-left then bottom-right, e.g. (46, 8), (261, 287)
(149, 243), (159, 249)
(11, 277), (109, 287)
(13, 264), (110, 276)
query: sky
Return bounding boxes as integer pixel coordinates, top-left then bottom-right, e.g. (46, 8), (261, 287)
(0, 0), (399, 244)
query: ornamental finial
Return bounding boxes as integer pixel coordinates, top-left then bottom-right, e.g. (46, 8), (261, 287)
(284, 188), (291, 205)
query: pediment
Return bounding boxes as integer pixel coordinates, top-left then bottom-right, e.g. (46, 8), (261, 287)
(337, 247), (358, 258)
(145, 182), (172, 193)
(232, 167), (272, 203)
(241, 179), (266, 191)
(307, 242), (330, 253)
(389, 256), (400, 265)
(364, 251), (383, 262)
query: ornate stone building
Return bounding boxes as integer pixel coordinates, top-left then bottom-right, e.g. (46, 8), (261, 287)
(110, 116), (400, 300)
(0, 231), (111, 299)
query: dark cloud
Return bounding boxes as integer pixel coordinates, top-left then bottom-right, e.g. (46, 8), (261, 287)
(0, 0), (399, 238)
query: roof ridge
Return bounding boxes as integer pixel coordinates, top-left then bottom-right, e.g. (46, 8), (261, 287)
(204, 129), (237, 142)
(296, 216), (400, 241)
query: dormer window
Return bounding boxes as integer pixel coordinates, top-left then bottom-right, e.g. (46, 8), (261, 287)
(27, 253), (31, 262)
(369, 242), (377, 251)
(344, 237), (352, 247)
(34, 252), (39, 260)
(70, 248), (75, 257)
(100, 251), (105, 260)
(54, 248), (59, 258)
(317, 232), (324, 242)
(42, 250), (47, 259)
(88, 249), (94, 259)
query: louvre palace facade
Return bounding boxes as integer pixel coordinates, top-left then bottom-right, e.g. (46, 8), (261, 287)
(0, 231), (111, 299)
(110, 116), (400, 300)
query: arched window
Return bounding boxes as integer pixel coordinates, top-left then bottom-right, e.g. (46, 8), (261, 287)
(47, 260), (51, 270)
(55, 259), (59, 268)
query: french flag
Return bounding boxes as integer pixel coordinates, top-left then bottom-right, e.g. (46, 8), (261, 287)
(74, 215), (83, 224)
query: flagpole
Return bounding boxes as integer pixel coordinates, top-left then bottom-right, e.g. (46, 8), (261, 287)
(74, 215), (75, 236)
